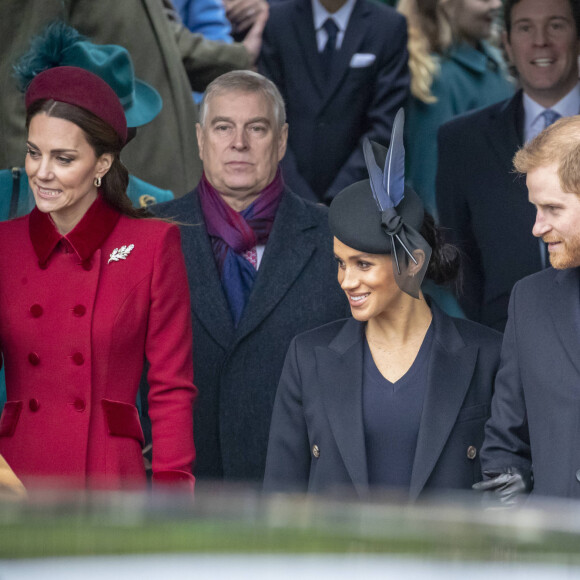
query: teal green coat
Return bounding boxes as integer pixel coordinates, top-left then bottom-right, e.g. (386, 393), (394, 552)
(405, 41), (514, 218)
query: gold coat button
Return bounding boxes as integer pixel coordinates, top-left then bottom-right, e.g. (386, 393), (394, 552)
(467, 445), (477, 460)
(312, 444), (320, 458)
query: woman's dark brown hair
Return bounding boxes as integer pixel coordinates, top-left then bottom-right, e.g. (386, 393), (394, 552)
(420, 212), (462, 286)
(26, 99), (150, 219)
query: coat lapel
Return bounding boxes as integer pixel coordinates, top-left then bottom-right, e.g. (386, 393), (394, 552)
(234, 190), (320, 344)
(293, 0), (327, 98)
(317, 319), (369, 496)
(484, 91), (524, 173)
(409, 307), (478, 500)
(550, 268), (580, 376)
(176, 191), (235, 350)
(320, 0), (369, 109)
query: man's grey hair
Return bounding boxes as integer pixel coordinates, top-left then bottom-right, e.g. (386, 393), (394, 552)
(199, 70), (286, 129)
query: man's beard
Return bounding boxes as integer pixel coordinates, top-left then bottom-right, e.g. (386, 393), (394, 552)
(546, 232), (580, 269)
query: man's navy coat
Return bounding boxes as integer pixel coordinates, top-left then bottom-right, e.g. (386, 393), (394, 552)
(151, 187), (349, 480)
(481, 267), (580, 499)
(264, 305), (501, 500)
(436, 91), (543, 331)
(259, 0), (409, 202)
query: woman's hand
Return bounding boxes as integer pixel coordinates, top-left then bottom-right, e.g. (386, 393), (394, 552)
(0, 455), (26, 500)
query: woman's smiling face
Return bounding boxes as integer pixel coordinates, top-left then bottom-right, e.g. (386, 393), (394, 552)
(26, 112), (111, 234)
(334, 237), (403, 322)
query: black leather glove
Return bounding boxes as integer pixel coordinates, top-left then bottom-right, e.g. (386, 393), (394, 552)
(472, 467), (532, 506)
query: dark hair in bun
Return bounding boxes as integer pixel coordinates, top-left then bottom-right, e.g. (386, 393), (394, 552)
(420, 213), (461, 286)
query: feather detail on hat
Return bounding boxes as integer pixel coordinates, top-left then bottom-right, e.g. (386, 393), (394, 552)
(363, 108), (406, 212)
(14, 21), (86, 92)
(384, 108), (405, 208)
(362, 109), (417, 274)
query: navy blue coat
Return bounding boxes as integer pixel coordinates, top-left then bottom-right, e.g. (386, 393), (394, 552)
(259, 0), (409, 203)
(481, 267), (580, 499)
(151, 187), (349, 481)
(264, 305), (501, 500)
(436, 91), (542, 331)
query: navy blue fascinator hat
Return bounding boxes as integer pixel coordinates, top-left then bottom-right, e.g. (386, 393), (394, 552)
(329, 109), (432, 299)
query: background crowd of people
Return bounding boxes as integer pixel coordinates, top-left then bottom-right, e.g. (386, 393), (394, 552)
(0, 0), (579, 504)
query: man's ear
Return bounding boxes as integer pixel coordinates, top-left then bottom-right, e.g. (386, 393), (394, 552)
(278, 123), (288, 161)
(196, 123), (205, 162)
(502, 30), (514, 64)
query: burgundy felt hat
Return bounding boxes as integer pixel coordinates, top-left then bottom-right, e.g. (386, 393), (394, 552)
(25, 66), (128, 144)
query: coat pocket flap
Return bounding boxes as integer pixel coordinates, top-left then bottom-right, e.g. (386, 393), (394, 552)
(102, 399), (144, 444)
(0, 401), (23, 437)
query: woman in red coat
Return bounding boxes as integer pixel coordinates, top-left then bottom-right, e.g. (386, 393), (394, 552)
(0, 66), (196, 490)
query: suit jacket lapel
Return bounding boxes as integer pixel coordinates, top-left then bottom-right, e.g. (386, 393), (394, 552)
(409, 307), (478, 500)
(293, 0), (326, 98)
(317, 319), (369, 496)
(550, 268), (580, 376)
(234, 190), (319, 343)
(320, 0), (369, 109)
(178, 191), (235, 349)
(484, 91), (524, 173)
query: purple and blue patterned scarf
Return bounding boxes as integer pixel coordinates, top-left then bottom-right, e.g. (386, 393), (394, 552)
(198, 169), (285, 326)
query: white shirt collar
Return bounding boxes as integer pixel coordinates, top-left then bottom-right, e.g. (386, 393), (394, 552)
(524, 82), (580, 142)
(312, 0), (357, 45)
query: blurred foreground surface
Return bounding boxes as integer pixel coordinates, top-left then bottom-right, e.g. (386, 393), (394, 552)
(1, 483), (580, 577)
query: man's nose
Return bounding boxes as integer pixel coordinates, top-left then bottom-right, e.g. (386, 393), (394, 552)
(232, 128), (249, 150)
(532, 212), (550, 238)
(532, 25), (550, 46)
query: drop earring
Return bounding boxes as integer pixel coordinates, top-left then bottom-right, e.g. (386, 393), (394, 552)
(94, 176), (102, 187)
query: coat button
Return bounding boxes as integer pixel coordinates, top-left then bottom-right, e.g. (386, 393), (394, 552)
(467, 445), (477, 460)
(72, 352), (85, 365)
(29, 398), (40, 412)
(73, 398), (86, 412)
(73, 305), (86, 317)
(29, 304), (43, 318)
(82, 260), (92, 271)
(312, 444), (320, 458)
(28, 352), (40, 366)
(576, 469), (580, 483)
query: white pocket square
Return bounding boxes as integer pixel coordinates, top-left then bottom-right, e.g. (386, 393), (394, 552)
(349, 53), (376, 68)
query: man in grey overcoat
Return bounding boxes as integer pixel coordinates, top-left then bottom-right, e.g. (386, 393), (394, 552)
(151, 71), (349, 482)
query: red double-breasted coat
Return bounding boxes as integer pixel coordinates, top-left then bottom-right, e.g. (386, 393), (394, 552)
(0, 196), (196, 489)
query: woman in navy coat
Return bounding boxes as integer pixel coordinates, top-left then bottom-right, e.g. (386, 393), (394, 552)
(263, 119), (501, 500)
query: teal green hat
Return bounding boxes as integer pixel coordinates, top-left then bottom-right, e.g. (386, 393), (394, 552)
(61, 41), (162, 128)
(15, 22), (162, 128)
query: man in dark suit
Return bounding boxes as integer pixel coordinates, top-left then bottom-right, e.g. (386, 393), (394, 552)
(259, 0), (409, 203)
(151, 71), (348, 482)
(476, 115), (580, 500)
(436, 0), (580, 331)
